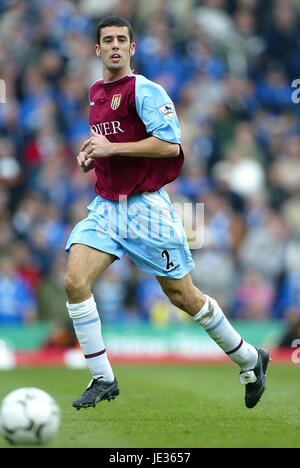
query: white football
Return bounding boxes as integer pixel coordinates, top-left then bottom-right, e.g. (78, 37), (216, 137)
(0, 387), (61, 445)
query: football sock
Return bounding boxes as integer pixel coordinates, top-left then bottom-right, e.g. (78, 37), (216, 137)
(193, 295), (258, 371)
(67, 295), (114, 382)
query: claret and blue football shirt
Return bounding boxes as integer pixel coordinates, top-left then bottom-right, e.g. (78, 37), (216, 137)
(65, 72), (194, 278)
(88, 71), (184, 200)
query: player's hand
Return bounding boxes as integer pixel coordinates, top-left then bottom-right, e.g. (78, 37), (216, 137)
(77, 151), (95, 173)
(85, 129), (112, 158)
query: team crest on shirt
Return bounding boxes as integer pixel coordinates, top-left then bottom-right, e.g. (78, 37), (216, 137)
(111, 94), (122, 110)
(158, 103), (175, 118)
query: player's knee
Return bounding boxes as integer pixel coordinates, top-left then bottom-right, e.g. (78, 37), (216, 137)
(63, 271), (89, 299)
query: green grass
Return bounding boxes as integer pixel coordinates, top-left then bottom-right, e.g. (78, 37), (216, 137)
(0, 363), (299, 448)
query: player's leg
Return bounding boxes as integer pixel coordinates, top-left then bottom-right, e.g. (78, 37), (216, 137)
(64, 243), (115, 303)
(157, 273), (270, 408)
(119, 188), (269, 407)
(157, 273), (258, 370)
(64, 194), (126, 408)
(64, 244), (119, 408)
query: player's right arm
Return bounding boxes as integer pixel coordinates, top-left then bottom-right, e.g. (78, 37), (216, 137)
(77, 138), (95, 173)
(77, 80), (99, 173)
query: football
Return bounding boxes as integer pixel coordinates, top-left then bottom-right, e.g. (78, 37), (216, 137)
(0, 387), (61, 445)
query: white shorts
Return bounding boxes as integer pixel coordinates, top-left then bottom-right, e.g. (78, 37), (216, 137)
(65, 188), (195, 279)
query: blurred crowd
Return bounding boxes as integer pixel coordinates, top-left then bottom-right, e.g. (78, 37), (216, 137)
(1, 0), (300, 333)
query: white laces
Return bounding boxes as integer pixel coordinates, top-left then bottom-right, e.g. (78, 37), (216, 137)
(239, 370), (257, 385)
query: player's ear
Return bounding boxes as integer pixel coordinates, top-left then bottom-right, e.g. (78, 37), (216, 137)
(129, 42), (136, 58)
(95, 44), (101, 58)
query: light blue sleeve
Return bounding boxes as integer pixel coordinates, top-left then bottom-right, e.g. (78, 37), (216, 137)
(135, 74), (181, 144)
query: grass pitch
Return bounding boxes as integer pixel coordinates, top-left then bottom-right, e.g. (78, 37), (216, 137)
(0, 363), (299, 448)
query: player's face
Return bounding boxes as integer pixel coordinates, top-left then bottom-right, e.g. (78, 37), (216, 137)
(96, 26), (135, 74)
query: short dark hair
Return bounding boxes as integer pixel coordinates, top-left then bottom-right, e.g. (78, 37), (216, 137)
(96, 16), (134, 45)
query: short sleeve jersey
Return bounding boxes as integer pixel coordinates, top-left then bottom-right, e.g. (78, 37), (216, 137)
(88, 72), (184, 200)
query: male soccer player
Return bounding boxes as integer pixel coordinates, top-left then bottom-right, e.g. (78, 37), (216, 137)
(64, 16), (270, 410)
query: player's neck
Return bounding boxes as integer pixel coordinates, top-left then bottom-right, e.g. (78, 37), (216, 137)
(103, 66), (132, 83)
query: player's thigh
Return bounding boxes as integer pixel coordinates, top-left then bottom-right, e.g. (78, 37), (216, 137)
(65, 243), (116, 287)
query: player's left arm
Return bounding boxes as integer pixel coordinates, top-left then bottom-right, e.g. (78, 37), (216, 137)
(85, 130), (180, 158)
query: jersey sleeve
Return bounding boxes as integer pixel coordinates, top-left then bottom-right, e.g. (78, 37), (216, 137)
(135, 75), (181, 144)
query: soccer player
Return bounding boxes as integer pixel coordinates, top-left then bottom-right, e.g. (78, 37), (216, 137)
(63, 16), (270, 410)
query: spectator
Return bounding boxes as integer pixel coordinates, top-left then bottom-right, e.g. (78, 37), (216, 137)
(263, 1), (299, 73)
(233, 269), (275, 319)
(38, 254), (67, 321)
(0, 137), (22, 187)
(0, 253), (37, 324)
(238, 208), (288, 282)
(278, 307), (300, 347)
(212, 147), (265, 199)
(93, 266), (128, 323)
(268, 134), (300, 195)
